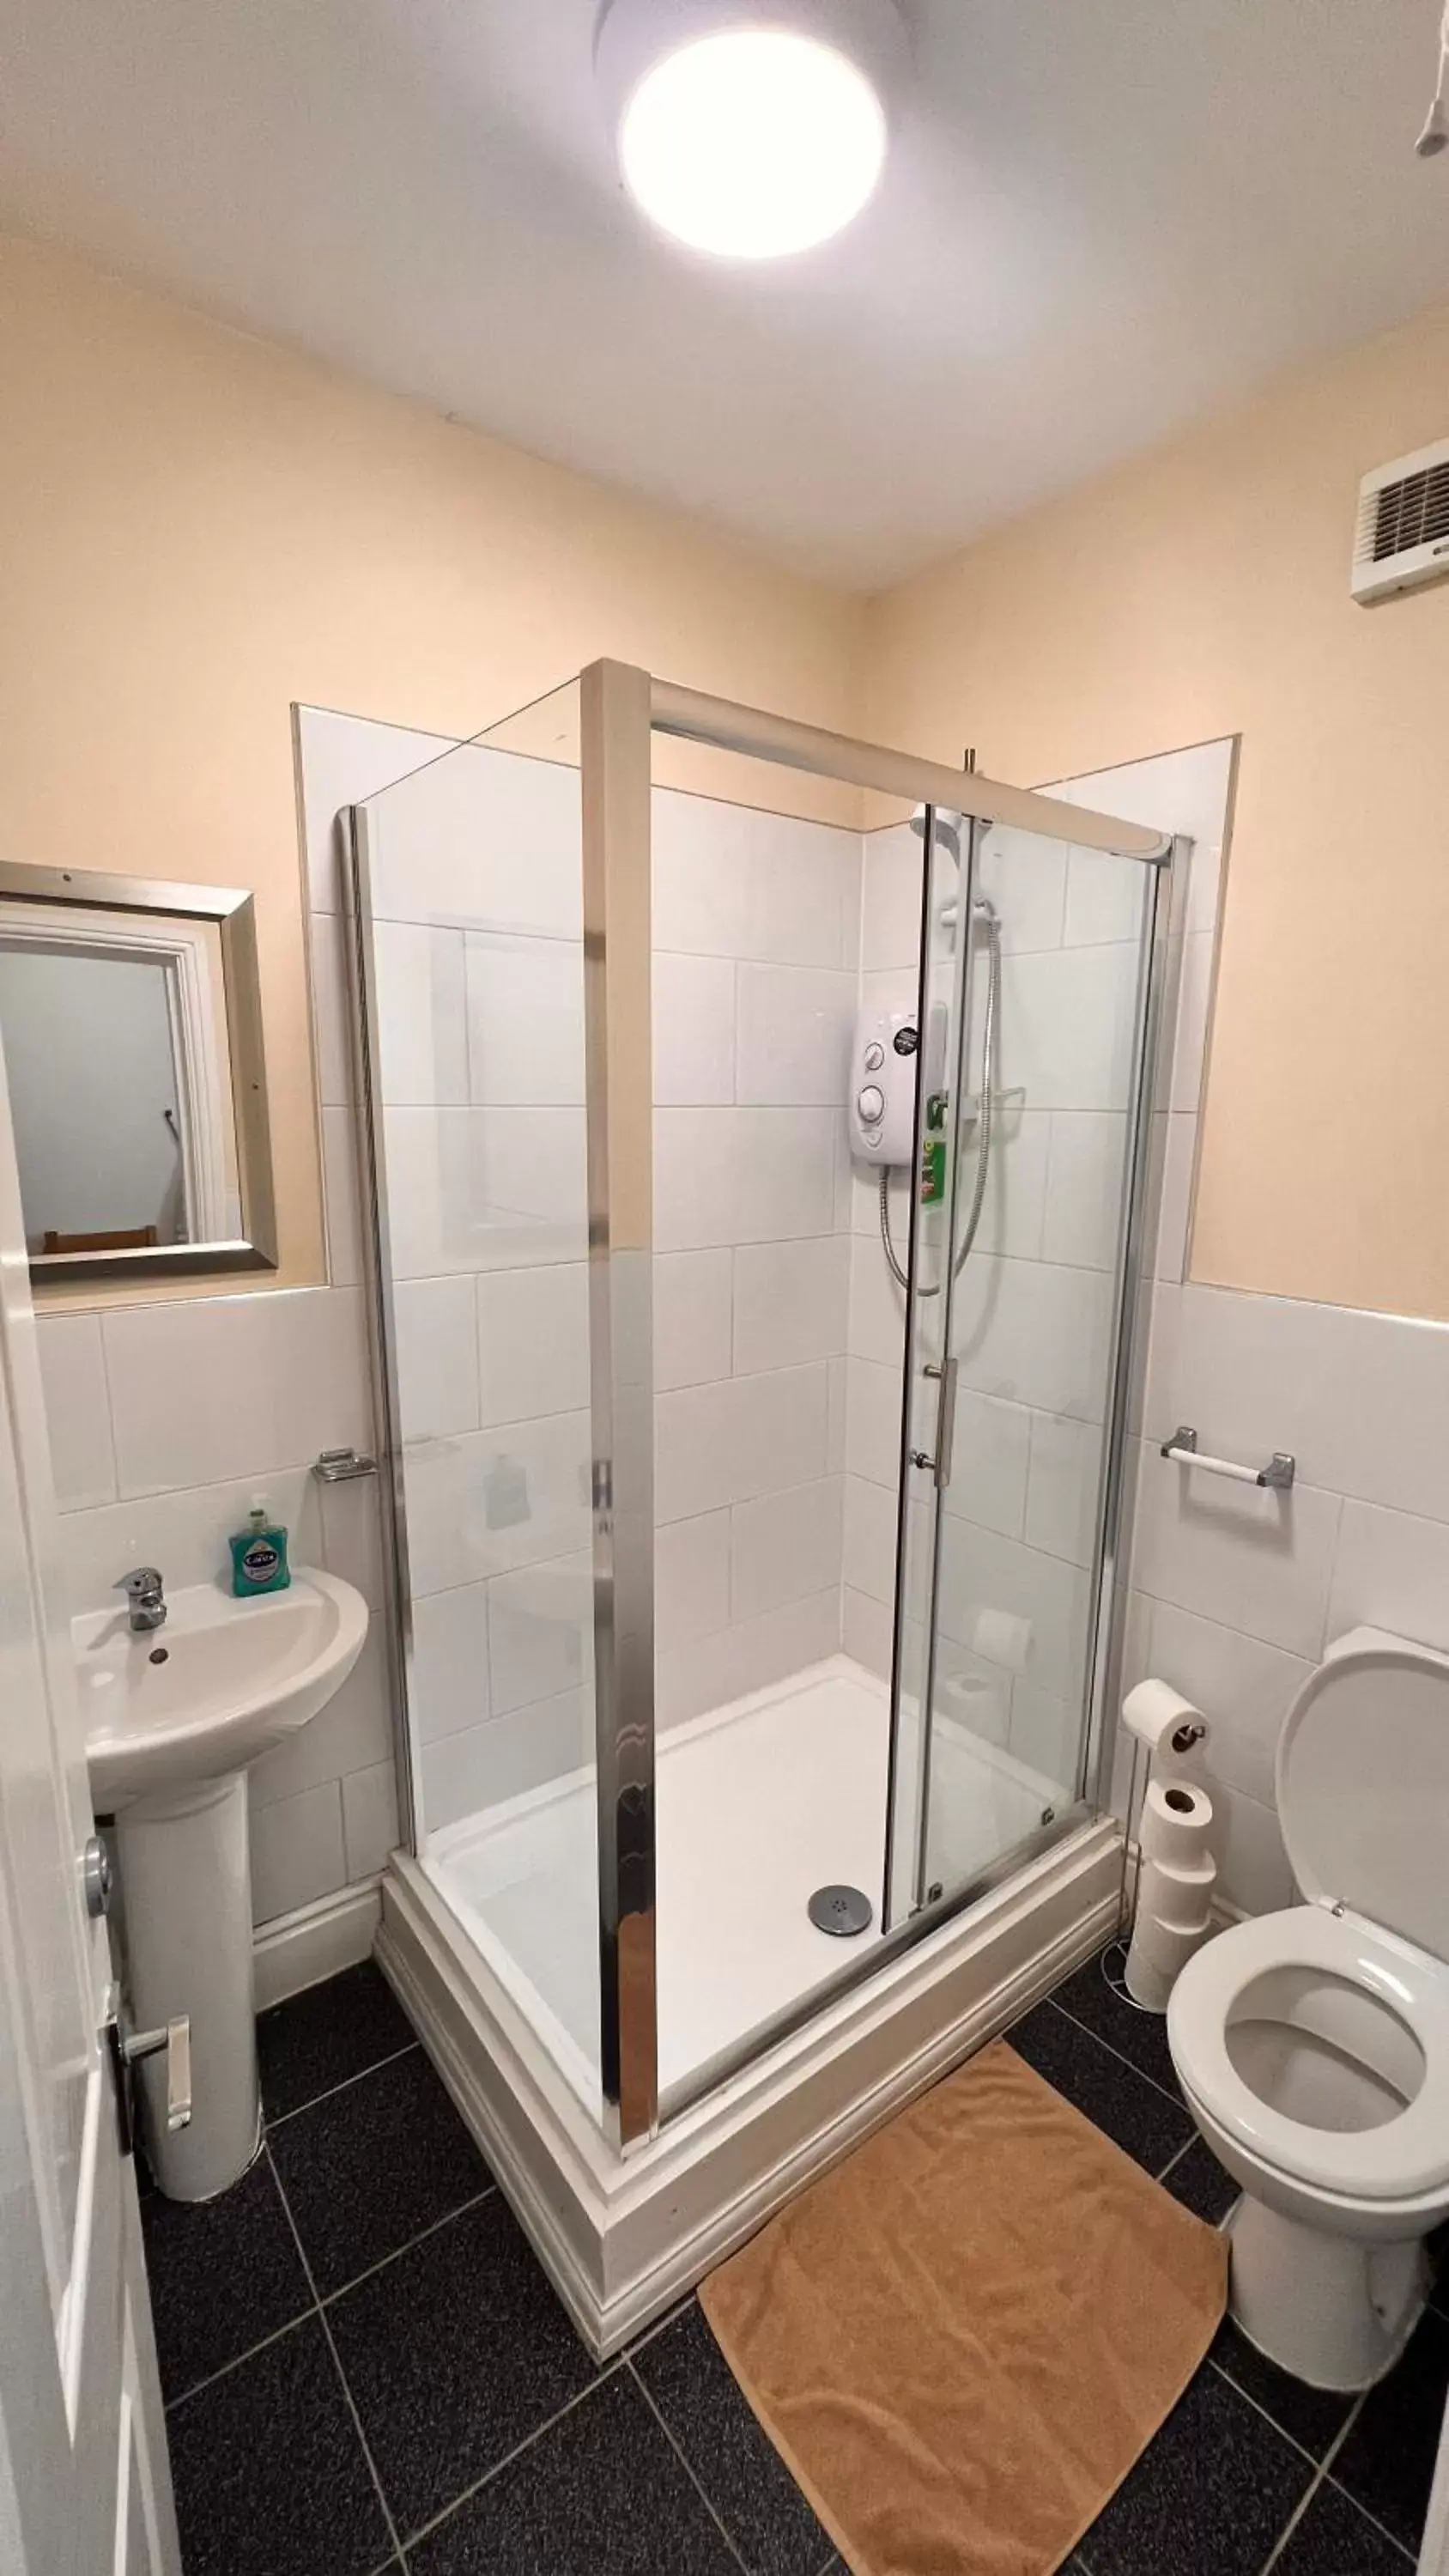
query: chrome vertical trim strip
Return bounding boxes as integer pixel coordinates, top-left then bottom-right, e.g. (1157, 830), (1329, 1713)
(341, 805), (421, 1852)
(582, 660), (658, 2150)
(1082, 840), (1179, 1820)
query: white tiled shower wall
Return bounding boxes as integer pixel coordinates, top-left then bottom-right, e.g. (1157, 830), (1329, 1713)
(36, 714), (1449, 1935)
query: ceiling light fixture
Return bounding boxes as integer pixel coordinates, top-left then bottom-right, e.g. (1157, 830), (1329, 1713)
(595, 0), (907, 259)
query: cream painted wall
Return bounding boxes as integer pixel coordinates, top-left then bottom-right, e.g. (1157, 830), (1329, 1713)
(0, 234), (864, 1294)
(866, 301), (1449, 1323)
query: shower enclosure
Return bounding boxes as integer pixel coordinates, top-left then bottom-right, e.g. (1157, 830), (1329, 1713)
(337, 662), (1173, 2345)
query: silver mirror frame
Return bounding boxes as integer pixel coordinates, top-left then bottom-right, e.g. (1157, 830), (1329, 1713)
(0, 861), (277, 1284)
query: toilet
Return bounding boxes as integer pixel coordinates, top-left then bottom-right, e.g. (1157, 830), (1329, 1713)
(1167, 1625), (1449, 2391)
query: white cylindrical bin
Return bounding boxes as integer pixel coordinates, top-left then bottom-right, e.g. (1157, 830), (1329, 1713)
(115, 1770), (260, 2201)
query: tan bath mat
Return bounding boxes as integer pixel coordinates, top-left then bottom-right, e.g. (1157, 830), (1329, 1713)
(700, 2037), (1227, 2576)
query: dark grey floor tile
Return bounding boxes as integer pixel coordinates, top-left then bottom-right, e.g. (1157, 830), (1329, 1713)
(167, 2316), (391, 2576)
(1209, 2318), (1355, 2461)
(1160, 2136), (1239, 2227)
(330, 2192), (598, 2537)
(1076, 2360), (1312, 2576)
(1007, 2002), (1192, 2176)
(634, 2303), (829, 2576)
(1049, 1944), (1182, 2099)
(258, 1959), (417, 2120)
(1274, 2482), (1414, 2574)
(1333, 2306), (1449, 2553)
(270, 2044), (491, 2296)
(406, 2370), (739, 2575)
(142, 2148), (312, 2402)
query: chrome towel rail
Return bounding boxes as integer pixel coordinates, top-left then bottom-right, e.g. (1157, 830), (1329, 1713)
(1161, 1425), (1295, 1491)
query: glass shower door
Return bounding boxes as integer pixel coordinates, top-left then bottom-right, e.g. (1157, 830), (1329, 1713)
(886, 812), (1159, 1927)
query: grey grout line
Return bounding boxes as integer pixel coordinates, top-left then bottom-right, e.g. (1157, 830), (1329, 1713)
(319, 2185), (497, 2312)
(624, 2356), (755, 2576)
(1153, 2134), (1193, 2184)
(395, 2366), (626, 2556)
(1255, 2396), (1373, 2576)
(264, 2038), (422, 2129)
(163, 2301), (320, 2414)
(267, 2142), (405, 2564)
(1042, 1989), (1187, 2116)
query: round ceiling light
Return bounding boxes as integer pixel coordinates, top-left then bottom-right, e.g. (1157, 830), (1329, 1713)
(595, 0), (906, 260)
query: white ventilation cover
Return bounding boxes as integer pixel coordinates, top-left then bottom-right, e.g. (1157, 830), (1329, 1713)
(1351, 437), (1449, 603)
(1276, 1626), (1449, 1959)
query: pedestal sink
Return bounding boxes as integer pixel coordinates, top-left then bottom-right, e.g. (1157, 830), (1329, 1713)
(79, 1569), (369, 2201)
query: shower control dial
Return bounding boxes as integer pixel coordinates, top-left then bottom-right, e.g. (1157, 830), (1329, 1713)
(864, 1042), (884, 1071)
(857, 1084), (885, 1124)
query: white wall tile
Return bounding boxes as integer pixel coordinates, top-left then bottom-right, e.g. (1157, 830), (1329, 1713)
(419, 1692), (591, 1832)
(341, 1760), (399, 1880)
(976, 826), (1067, 953)
(1147, 1601), (1310, 1805)
(1155, 1113), (1197, 1285)
(367, 738), (583, 940)
(842, 1583), (893, 1678)
(735, 964), (853, 1106)
(654, 1363), (829, 1522)
(843, 1473), (896, 1605)
(942, 1392), (1031, 1540)
(249, 1780), (347, 1924)
(295, 705), (448, 914)
(404, 1410), (591, 1592)
(1156, 1286), (1449, 1524)
(488, 1552), (592, 1714)
(972, 1108), (1050, 1263)
(373, 920), (469, 1106)
(657, 1510), (731, 1650)
(1063, 845), (1150, 948)
(935, 1517), (1090, 1703)
(384, 1106), (586, 1277)
(953, 1254), (1113, 1419)
(656, 1589), (840, 1728)
(653, 1249), (733, 1391)
(1008, 1680), (1078, 1789)
(743, 816), (858, 971)
(1051, 740), (1234, 856)
(476, 1262), (590, 1425)
(860, 824), (921, 971)
(736, 1236), (850, 1376)
(999, 942), (1141, 1112)
(651, 789), (754, 960)
(731, 1477), (844, 1622)
(652, 953), (736, 1105)
(318, 1476), (386, 1608)
(410, 1580), (491, 1741)
(1023, 1412), (1105, 1566)
(58, 1466), (322, 1618)
(1171, 932), (1216, 1113)
(321, 1105), (361, 1288)
(846, 1357), (904, 1489)
(103, 1289), (369, 1498)
(37, 1313), (117, 1510)
(1133, 1443), (1341, 1658)
(1326, 1498), (1449, 1656)
(393, 1275), (480, 1442)
(1212, 1782), (1295, 1917)
(846, 1232), (907, 1369)
(465, 932), (585, 1106)
(654, 1109), (836, 1251)
(1041, 1113), (1129, 1271)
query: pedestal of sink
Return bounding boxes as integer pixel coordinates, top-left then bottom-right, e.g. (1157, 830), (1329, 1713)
(117, 1770), (260, 2200)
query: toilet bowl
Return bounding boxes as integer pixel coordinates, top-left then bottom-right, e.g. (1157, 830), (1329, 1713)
(1167, 1625), (1449, 2391)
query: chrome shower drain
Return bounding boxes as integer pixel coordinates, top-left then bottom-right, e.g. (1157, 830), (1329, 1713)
(807, 1884), (873, 1937)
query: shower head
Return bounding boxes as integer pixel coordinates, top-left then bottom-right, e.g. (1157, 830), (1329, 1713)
(908, 805), (997, 925)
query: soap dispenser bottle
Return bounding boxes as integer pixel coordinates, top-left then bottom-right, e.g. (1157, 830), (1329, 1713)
(230, 1495), (291, 1596)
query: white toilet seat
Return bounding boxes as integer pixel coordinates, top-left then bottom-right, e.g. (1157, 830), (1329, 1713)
(1168, 1902), (1449, 2202)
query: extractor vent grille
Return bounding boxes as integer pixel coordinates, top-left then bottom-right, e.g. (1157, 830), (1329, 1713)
(1352, 437), (1449, 603)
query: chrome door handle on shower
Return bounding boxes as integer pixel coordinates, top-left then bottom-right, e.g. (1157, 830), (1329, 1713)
(913, 1358), (958, 1491)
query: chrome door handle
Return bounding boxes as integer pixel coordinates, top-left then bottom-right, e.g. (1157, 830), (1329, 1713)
(103, 1988), (192, 2153)
(920, 1357), (958, 1491)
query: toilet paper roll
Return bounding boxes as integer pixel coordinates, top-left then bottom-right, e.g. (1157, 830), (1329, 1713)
(1140, 1774), (1215, 1872)
(1128, 1907), (1211, 1982)
(972, 1607), (1033, 1674)
(1138, 1850), (1216, 1935)
(1122, 1676), (1207, 1760)
(1123, 1946), (1175, 2014)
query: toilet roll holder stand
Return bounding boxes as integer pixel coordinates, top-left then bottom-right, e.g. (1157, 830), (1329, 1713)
(1106, 1704), (1210, 2014)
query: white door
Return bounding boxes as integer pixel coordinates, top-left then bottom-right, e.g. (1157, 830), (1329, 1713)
(0, 1033), (180, 2575)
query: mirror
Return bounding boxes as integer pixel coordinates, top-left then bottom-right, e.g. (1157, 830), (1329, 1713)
(0, 864), (276, 1283)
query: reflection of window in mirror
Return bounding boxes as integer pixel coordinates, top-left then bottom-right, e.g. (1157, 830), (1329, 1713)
(0, 867), (274, 1285)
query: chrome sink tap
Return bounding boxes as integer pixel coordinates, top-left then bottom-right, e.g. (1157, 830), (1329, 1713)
(116, 1567), (167, 1634)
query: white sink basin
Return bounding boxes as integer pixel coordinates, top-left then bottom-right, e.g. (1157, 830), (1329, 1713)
(78, 1567), (369, 1809)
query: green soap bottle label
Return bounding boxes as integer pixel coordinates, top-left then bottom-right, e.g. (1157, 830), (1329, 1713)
(920, 1137), (946, 1205)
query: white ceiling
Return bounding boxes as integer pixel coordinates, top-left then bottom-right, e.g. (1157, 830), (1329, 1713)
(3, 0), (1447, 584)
